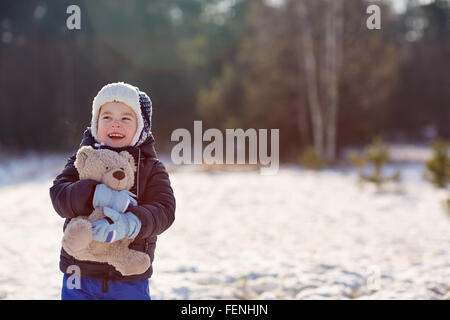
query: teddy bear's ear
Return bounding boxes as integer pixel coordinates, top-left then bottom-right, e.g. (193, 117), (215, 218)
(74, 146), (94, 170)
(120, 151), (136, 172)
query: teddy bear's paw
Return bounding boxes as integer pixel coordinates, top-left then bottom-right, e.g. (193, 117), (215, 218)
(114, 253), (151, 276)
(62, 219), (93, 253)
(126, 253), (151, 276)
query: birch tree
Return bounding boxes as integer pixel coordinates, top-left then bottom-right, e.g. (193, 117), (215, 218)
(324, 0), (343, 162)
(296, 0), (324, 157)
(296, 0), (343, 162)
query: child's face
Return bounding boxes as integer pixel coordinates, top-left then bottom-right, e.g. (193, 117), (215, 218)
(97, 102), (138, 148)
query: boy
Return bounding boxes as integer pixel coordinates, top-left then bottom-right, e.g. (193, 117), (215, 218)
(50, 82), (176, 300)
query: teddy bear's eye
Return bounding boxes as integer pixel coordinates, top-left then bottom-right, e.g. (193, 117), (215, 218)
(105, 166), (109, 170)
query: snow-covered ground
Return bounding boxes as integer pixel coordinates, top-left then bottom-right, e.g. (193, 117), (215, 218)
(0, 145), (449, 300)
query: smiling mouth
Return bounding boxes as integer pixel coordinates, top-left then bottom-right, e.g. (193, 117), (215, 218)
(108, 133), (125, 141)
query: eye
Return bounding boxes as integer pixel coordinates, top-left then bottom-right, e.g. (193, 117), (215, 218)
(120, 167), (124, 170)
(105, 166), (109, 170)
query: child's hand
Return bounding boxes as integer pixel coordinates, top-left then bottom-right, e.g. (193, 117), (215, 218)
(91, 207), (141, 242)
(91, 218), (116, 242)
(93, 184), (137, 213)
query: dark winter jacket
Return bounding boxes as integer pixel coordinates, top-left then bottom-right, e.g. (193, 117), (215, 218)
(49, 128), (176, 283)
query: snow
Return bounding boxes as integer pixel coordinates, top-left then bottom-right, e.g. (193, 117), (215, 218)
(0, 148), (449, 300)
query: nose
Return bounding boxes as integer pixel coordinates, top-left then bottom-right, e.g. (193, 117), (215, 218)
(113, 170), (125, 180)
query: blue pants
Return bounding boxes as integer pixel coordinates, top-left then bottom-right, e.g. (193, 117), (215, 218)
(61, 274), (151, 300)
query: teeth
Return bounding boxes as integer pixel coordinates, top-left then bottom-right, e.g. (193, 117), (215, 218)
(109, 133), (124, 138)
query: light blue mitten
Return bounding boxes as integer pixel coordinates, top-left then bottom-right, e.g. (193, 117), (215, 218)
(91, 218), (115, 242)
(91, 207), (141, 242)
(93, 184), (137, 213)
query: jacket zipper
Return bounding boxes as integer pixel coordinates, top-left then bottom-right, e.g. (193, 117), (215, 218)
(102, 266), (115, 293)
(137, 149), (141, 201)
(102, 279), (108, 293)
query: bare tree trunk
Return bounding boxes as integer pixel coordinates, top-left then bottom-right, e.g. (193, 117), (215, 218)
(324, 0), (343, 162)
(296, 94), (310, 148)
(290, 3), (310, 148)
(296, 0), (324, 157)
(296, 0), (343, 161)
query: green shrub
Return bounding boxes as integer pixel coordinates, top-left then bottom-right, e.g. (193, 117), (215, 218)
(298, 147), (326, 170)
(445, 198), (450, 215)
(349, 151), (367, 168)
(349, 136), (400, 189)
(425, 139), (450, 189)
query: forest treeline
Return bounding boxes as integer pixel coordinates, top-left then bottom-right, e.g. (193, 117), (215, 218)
(0, 0), (448, 162)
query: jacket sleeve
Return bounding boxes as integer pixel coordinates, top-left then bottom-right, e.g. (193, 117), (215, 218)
(128, 160), (176, 240)
(49, 154), (99, 219)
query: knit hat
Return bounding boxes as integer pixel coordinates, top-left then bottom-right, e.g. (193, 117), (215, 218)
(91, 82), (152, 147)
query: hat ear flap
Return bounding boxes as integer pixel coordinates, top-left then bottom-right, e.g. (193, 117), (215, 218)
(120, 151), (136, 172)
(75, 146), (94, 171)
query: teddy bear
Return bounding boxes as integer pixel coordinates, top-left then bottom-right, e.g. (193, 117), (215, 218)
(61, 145), (151, 276)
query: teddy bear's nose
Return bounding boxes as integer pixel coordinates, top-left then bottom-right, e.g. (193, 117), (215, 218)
(113, 170), (125, 180)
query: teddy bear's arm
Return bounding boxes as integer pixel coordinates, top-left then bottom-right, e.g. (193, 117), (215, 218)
(126, 160), (176, 240)
(49, 154), (99, 219)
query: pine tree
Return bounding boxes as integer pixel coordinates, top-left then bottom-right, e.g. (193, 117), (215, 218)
(425, 139), (450, 189)
(349, 136), (400, 189)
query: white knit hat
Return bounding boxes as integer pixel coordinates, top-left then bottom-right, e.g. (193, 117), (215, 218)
(91, 82), (144, 147)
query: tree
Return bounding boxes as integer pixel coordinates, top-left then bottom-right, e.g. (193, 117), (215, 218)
(389, 0), (450, 140)
(425, 139), (450, 188)
(196, 0), (400, 162)
(295, 0), (343, 163)
(349, 136), (401, 189)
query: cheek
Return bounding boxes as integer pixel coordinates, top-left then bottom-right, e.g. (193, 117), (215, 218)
(126, 122), (137, 136)
(124, 124), (137, 143)
(97, 121), (109, 140)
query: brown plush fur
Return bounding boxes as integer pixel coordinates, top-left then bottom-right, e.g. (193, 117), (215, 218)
(61, 146), (151, 276)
